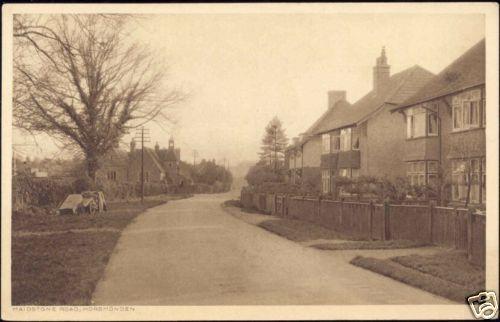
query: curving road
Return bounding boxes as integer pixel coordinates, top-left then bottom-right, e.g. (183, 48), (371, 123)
(92, 193), (451, 305)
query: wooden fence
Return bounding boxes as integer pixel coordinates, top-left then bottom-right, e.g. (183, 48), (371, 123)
(240, 190), (486, 266)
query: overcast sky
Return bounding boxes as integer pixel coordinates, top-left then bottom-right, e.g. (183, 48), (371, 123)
(13, 13), (484, 166)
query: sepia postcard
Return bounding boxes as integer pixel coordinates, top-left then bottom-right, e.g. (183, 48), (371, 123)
(1, 2), (499, 321)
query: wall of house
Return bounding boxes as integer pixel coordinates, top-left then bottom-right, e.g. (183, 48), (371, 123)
(302, 136), (321, 168)
(363, 104), (406, 180)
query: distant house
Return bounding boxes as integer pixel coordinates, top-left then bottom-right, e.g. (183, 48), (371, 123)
(96, 136), (183, 186)
(392, 39), (485, 206)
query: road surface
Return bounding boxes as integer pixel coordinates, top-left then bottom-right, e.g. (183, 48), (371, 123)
(92, 193), (451, 305)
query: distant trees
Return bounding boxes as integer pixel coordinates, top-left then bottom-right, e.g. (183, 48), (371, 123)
(13, 14), (184, 182)
(259, 117), (289, 172)
(181, 160), (232, 188)
(245, 160), (284, 186)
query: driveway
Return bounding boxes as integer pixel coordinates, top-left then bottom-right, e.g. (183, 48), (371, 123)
(92, 193), (452, 305)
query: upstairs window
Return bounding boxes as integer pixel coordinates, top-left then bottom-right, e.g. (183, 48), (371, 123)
(452, 89), (483, 131)
(352, 127), (360, 150)
(340, 128), (352, 151)
(321, 133), (330, 154)
(406, 104), (438, 139)
(331, 131), (340, 152)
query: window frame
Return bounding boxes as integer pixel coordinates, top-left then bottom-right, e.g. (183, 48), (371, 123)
(321, 133), (331, 154)
(452, 88), (483, 132)
(406, 104), (439, 139)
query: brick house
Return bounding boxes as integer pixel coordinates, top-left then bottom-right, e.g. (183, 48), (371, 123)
(96, 136), (182, 185)
(391, 39), (485, 206)
(289, 48), (435, 194)
(285, 91), (349, 186)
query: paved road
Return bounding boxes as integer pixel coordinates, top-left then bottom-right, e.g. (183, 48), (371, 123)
(92, 193), (451, 305)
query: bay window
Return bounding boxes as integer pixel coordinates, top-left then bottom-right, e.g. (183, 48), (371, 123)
(406, 104), (438, 138)
(452, 88), (483, 131)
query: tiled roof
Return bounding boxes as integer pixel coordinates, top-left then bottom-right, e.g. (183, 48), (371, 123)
(157, 148), (179, 162)
(396, 39), (485, 110)
(311, 65), (434, 135)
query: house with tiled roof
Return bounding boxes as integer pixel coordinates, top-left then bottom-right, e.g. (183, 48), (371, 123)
(96, 136), (183, 186)
(286, 47), (435, 194)
(391, 39), (486, 206)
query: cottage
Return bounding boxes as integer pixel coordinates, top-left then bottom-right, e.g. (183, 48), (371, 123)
(392, 39), (485, 206)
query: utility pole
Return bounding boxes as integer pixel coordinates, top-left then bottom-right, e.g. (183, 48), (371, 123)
(134, 127), (150, 203)
(193, 150), (198, 167)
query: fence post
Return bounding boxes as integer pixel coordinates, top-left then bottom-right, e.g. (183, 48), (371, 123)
(317, 195), (321, 223)
(428, 201), (434, 244)
(369, 201), (374, 241)
(339, 197), (344, 228)
(274, 193), (278, 215)
(467, 209), (473, 261)
(383, 201), (390, 241)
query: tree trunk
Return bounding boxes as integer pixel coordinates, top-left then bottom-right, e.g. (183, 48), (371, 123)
(86, 152), (100, 184)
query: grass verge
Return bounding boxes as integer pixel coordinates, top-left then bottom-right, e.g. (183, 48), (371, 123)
(350, 251), (485, 303)
(312, 239), (429, 251)
(11, 194), (190, 305)
(258, 218), (360, 242)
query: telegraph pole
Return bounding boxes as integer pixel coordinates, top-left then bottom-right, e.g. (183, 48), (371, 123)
(193, 150), (198, 167)
(134, 127), (150, 203)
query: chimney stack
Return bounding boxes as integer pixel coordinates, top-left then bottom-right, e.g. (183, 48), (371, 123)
(373, 47), (390, 94)
(328, 90), (346, 109)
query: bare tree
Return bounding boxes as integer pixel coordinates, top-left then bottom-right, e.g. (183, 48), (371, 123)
(13, 14), (184, 181)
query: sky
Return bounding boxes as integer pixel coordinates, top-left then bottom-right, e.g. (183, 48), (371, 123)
(13, 13), (485, 167)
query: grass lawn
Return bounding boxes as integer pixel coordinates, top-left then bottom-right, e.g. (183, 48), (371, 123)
(312, 239), (429, 251)
(11, 194), (190, 305)
(350, 250), (485, 303)
(258, 218), (360, 242)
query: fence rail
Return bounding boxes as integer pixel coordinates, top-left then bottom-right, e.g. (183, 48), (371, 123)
(240, 190), (485, 267)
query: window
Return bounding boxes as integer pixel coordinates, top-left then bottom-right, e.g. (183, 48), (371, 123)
(331, 132), (340, 152)
(352, 127), (360, 150)
(407, 160), (438, 186)
(452, 158), (485, 204)
(427, 161), (438, 187)
(321, 169), (331, 194)
(322, 134), (330, 154)
(339, 168), (350, 178)
(340, 128), (352, 151)
(338, 168), (359, 178)
(452, 89), (483, 131)
(107, 171), (117, 181)
(428, 112), (438, 136)
(145, 171), (150, 183)
(406, 104), (438, 138)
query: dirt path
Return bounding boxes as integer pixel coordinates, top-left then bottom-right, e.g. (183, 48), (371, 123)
(92, 193), (452, 305)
